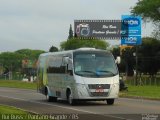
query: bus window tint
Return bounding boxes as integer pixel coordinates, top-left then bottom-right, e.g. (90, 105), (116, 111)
(74, 51), (118, 77)
(47, 56), (65, 73)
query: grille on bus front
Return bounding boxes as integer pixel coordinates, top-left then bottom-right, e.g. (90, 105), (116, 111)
(88, 84), (110, 89)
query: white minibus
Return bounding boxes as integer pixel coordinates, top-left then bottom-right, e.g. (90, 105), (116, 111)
(37, 48), (119, 105)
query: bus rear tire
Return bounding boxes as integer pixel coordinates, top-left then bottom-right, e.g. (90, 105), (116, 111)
(46, 95), (57, 102)
(106, 99), (114, 105)
(52, 97), (57, 102)
(46, 89), (57, 102)
(46, 94), (53, 102)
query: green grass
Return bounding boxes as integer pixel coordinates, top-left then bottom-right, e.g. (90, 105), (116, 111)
(0, 105), (27, 114)
(0, 80), (37, 90)
(0, 105), (50, 120)
(120, 85), (160, 99)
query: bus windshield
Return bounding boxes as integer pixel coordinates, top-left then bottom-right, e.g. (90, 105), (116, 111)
(73, 51), (118, 78)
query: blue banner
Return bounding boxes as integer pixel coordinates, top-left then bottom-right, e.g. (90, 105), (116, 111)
(121, 15), (142, 45)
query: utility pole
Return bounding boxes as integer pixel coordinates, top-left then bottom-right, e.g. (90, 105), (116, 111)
(135, 45), (138, 86)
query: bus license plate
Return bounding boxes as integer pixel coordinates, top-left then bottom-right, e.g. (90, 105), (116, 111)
(95, 88), (104, 92)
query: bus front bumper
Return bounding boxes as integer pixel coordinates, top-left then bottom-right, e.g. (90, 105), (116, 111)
(74, 83), (119, 100)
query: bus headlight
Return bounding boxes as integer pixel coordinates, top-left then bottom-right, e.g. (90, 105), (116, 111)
(76, 83), (86, 89)
(112, 83), (119, 88)
(110, 83), (119, 97)
(76, 83), (89, 97)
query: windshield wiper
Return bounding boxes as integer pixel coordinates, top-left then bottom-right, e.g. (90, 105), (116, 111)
(80, 70), (96, 74)
(96, 70), (116, 76)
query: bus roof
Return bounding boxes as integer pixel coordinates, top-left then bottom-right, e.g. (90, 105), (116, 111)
(39, 48), (110, 57)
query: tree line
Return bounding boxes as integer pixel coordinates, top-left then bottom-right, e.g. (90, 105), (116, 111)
(0, 37), (159, 77)
(112, 37), (160, 76)
(0, 49), (45, 73)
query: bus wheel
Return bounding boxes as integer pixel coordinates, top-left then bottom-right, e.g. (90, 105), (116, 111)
(52, 97), (57, 102)
(46, 95), (57, 102)
(46, 90), (57, 102)
(67, 91), (76, 105)
(106, 99), (114, 105)
(46, 94), (53, 102)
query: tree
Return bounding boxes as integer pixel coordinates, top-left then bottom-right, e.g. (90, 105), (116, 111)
(131, 0), (160, 22)
(111, 46), (136, 76)
(49, 46), (58, 52)
(138, 37), (160, 76)
(131, 0), (160, 40)
(68, 24), (73, 40)
(0, 52), (24, 71)
(151, 22), (160, 40)
(112, 38), (160, 77)
(60, 38), (109, 50)
(0, 49), (45, 72)
(74, 32), (78, 38)
(15, 49), (45, 59)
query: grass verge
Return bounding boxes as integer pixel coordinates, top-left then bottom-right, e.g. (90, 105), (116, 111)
(0, 104), (27, 114)
(0, 105), (50, 120)
(0, 80), (36, 90)
(119, 85), (160, 100)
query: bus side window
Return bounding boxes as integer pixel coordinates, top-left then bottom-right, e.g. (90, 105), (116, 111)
(47, 56), (65, 74)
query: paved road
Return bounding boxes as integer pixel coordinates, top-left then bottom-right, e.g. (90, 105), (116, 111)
(0, 87), (160, 120)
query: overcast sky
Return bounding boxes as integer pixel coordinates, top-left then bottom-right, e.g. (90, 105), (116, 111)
(0, 0), (153, 52)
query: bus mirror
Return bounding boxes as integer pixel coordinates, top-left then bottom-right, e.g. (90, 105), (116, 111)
(64, 56), (69, 64)
(115, 56), (121, 64)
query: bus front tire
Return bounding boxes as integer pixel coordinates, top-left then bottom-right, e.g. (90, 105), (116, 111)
(106, 99), (114, 105)
(67, 91), (76, 105)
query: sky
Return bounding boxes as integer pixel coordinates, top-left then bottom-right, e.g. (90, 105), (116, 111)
(0, 0), (153, 52)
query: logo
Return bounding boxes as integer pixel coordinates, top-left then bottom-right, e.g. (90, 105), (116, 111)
(76, 23), (90, 37)
(142, 114), (159, 120)
(125, 36), (137, 43)
(123, 17), (140, 27)
(98, 85), (102, 88)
